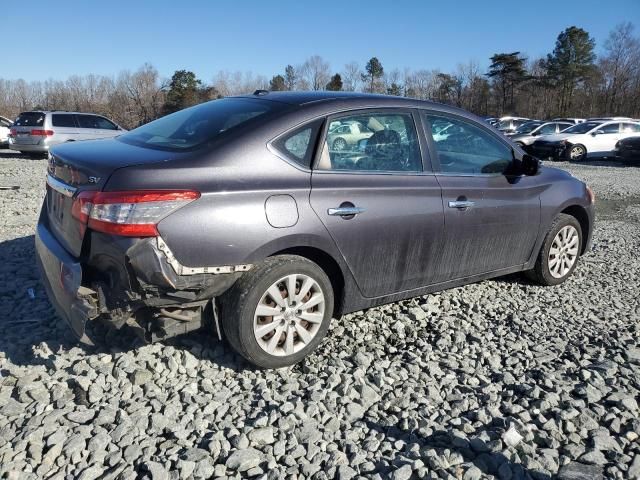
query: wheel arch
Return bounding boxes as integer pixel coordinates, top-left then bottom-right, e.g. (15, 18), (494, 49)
(270, 246), (345, 316)
(560, 204), (590, 254)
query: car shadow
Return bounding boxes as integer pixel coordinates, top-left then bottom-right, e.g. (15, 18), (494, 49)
(364, 419), (553, 479)
(0, 234), (247, 371)
(0, 149), (34, 159)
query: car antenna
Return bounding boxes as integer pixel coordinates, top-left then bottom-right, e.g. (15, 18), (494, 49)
(253, 89), (269, 96)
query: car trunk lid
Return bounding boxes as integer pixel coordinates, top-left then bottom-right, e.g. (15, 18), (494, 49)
(45, 139), (182, 257)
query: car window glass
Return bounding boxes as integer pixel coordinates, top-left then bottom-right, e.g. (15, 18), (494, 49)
(94, 117), (118, 130)
(621, 123), (640, 133)
(318, 112), (421, 172)
(120, 98), (278, 151)
(52, 114), (76, 127)
(272, 119), (322, 168)
(14, 112), (45, 127)
(425, 114), (512, 175)
(76, 115), (98, 129)
(538, 123), (557, 134)
(600, 123), (620, 134)
(558, 123), (573, 131)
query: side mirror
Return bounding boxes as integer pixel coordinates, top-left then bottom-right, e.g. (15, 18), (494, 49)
(521, 154), (540, 176)
(592, 130), (604, 136)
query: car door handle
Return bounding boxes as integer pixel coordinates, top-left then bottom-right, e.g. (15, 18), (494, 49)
(327, 206), (366, 216)
(448, 200), (475, 209)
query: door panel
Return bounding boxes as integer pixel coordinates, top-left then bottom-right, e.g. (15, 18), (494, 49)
(436, 174), (541, 279)
(310, 173), (444, 297)
(423, 111), (542, 279)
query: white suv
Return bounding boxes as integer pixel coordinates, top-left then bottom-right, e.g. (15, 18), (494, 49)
(9, 111), (126, 158)
(0, 116), (12, 147)
(530, 120), (640, 161)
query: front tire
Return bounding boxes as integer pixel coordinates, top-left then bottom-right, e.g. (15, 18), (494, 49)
(220, 255), (334, 368)
(568, 144), (587, 162)
(526, 213), (582, 286)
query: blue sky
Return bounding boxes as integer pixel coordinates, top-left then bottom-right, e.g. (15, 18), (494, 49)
(4, 0), (640, 82)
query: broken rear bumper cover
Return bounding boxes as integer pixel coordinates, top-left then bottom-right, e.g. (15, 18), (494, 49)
(36, 222), (99, 344)
(36, 220), (252, 343)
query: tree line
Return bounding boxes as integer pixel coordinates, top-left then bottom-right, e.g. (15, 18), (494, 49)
(1, 23), (639, 130)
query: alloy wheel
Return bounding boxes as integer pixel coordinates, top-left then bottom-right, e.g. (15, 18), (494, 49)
(253, 274), (325, 357)
(570, 145), (585, 161)
(548, 225), (579, 279)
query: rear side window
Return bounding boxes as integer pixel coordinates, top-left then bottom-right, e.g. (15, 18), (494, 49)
(52, 114), (76, 127)
(14, 112), (45, 127)
(119, 98), (280, 151)
(622, 123), (640, 133)
(600, 123), (620, 134)
(317, 111), (422, 172)
(272, 120), (322, 168)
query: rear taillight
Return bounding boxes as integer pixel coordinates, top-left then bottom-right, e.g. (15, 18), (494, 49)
(9, 128), (16, 137)
(72, 190), (200, 237)
(31, 129), (54, 136)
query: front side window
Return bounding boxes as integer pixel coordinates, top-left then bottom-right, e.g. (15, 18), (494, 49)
(317, 112), (421, 172)
(425, 114), (512, 175)
(515, 121), (542, 134)
(94, 117), (118, 130)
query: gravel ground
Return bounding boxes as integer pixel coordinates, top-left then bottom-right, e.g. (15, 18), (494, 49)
(0, 150), (639, 480)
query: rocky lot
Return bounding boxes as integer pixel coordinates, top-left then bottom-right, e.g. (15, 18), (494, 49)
(0, 149), (639, 480)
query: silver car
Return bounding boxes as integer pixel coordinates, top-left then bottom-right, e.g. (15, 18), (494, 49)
(511, 121), (575, 150)
(9, 111), (126, 157)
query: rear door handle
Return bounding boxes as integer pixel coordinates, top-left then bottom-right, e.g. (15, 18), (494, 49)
(328, 206), (366, 216)
(448, 200), (475, 209)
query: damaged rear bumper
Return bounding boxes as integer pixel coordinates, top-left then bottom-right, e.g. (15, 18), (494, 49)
(36, 219), (251, 343)
(35, 222), (99, 344)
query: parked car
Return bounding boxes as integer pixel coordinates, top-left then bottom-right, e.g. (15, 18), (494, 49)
(615, 136), (640, 164)
(511, 121), (575, 152)
(551, 118), (585, 124)
(326, 120), (373, 151)
(0, 115), (12, 147)
(496, 116), (531, 135)
(36, 92), (595, 368)
(9, 111), (126, 158)
(530, 120), (640, 161)
(587, 117), (634, 122)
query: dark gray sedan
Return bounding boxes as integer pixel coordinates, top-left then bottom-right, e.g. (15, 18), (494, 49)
(36, 92), (595, 368)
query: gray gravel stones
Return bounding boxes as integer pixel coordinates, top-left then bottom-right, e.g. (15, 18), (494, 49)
(0, 152), (639, 478)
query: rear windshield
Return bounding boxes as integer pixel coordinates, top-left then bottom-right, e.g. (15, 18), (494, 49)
(118, 98), (280, 151)
(14, 112), (45, 127)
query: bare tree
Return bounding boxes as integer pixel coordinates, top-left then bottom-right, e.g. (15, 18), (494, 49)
(342, 62), (361, 91)
(300, 55), (330, 91)
(600, 22), (640, 115)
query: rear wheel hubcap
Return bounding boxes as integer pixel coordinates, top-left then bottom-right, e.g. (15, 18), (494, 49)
(253, 274), (325, 357)
(548, 225), (579, 279)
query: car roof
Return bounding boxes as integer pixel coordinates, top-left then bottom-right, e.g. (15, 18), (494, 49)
(18, 110), (106, 116)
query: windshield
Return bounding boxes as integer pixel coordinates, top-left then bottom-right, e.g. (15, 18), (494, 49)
(118, 98), (279, 151)
(563, 122), (602, 134)
(514, 121), (543, 134)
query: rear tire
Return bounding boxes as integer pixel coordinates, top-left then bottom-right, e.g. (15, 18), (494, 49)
(525, 213), (582, 286)
(220, 255), (334, 368)
(332, 137), (347, 152)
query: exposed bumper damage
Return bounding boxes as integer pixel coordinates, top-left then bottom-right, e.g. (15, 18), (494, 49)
(37, 219), (252, 343)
